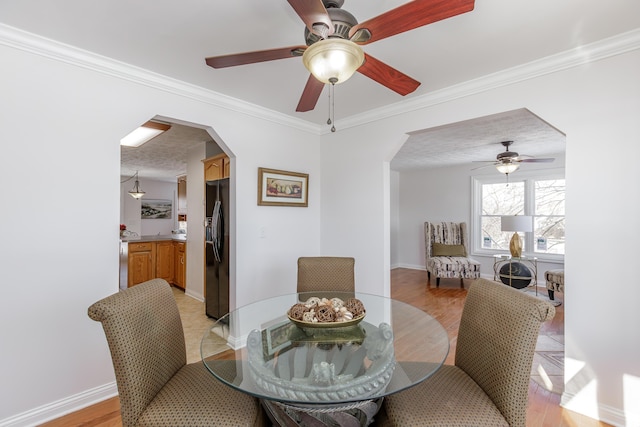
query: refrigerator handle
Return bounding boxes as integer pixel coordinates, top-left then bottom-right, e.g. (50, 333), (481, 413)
(212, 200), (222, 262)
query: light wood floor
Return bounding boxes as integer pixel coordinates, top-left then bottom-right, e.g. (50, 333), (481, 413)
(41, 269), (610, 427)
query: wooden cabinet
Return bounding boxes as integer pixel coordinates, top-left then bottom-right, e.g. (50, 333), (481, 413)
(127, 240), (186, 288)
(174, 242), (186, 289)
(203, 154), (229, 181)
(156, 241), (174, 283)
(128, 242), (155, 287)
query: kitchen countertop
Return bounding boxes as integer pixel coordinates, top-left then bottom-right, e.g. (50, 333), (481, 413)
(121, 234), (186, 243)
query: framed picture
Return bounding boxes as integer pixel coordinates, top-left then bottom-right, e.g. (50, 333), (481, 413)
(258, 167), (308, 207)
(141, 199), (172, 219)
(261, 319), (296, 360)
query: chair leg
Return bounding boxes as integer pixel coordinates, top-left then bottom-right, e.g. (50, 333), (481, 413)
(436, 277), (440, 287)
(460, 278), (464, 288)
(548, 289), (555, 300)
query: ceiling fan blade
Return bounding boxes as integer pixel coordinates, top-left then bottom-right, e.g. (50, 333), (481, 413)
(349, 0), (475, 45)
(205, 46), (306, 69)
(287, 0), (334, 38)
(471, 163), (497, 171)
(357, 54), (420, 96)
(520, 158), (555, 163)
(296, 74), (325, 112)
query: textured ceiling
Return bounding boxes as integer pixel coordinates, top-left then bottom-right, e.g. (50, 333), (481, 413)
(120, 123), (213, 181)
(392, 108), (566, 172)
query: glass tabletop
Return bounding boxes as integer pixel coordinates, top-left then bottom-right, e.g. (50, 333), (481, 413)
(201, 291), (449, 405)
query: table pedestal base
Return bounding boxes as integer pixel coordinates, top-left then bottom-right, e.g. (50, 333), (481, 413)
(261, 398), (383, 427)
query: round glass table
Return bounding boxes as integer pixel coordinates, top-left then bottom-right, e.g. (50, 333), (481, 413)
(201, 291), (449, 426)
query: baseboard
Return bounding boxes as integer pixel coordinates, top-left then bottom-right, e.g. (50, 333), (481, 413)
(184, 288), (204, 302)
(0, 382), (117, 427)
(391, 263), (425, 270)
(561, 391), (628, 427)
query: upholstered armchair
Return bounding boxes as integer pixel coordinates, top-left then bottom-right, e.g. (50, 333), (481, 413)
(424, 221), (481, 287)
(88, 278), (265, 427)
(381, 278), (556, 427)
(297, 256), (355, 293)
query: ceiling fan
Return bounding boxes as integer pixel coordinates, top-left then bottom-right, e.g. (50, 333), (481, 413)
(474, 141), (555, 175)
(204, 0), (475, 112)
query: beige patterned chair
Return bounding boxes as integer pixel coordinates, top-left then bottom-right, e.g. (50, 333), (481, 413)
(297, 256), (355, 293)
(381, 278), (555, 427)
(424, 221), (481, 287)
(88, 278), (266, 427)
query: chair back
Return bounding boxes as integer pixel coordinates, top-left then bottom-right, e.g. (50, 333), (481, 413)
(297, 256), (355, 293)
(424, 221), (469, 260)
(455, 278), (555, 426)
(88, 279), (186, 427)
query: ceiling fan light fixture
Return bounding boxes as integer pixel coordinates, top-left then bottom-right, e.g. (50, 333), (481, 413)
(496, 162), (520, 174)
(302, 38), (364, 85)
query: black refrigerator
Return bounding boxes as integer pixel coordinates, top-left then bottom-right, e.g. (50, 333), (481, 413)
(205, 178), (229, 319)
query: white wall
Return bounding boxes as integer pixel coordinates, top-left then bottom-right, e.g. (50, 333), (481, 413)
(320, 51), (640, 425)
(185, 141), (206, 301)
(0, 35), (321, 424)
(389, 170), (400, 268)
(393, 156), (566, 277)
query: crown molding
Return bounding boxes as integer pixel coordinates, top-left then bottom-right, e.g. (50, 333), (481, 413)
(2, 24), (639, 135)
(335, 28), (640, 132)
(0, 24), (323, 134)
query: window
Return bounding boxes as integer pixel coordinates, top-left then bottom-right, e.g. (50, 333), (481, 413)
(472, 170), (565, 259)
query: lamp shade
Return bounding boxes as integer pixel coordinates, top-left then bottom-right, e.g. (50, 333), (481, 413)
(501, 215), (533, 232)
(302, 39), (364, 85)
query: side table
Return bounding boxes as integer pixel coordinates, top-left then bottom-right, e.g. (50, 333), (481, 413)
(493, 254), (538, 295)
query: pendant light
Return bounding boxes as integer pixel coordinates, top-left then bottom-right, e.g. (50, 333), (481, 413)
(128, 171), (145, 199)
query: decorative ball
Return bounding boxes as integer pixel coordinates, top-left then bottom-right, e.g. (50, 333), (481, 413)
(315, 306), (336, 322)
(289, 303), (307, 320)
(345, 298), (366, 317)
(499, 262), (532, 289)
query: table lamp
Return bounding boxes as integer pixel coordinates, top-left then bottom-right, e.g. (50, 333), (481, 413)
(501, 215), (533, 258)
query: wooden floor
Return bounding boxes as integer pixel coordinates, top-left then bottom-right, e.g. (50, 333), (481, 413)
(41, 269), (610, 427)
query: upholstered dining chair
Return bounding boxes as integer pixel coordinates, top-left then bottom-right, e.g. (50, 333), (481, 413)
(424, 221), (481, 287)
(380, 278), (555, 427)
(297, 256), (355, 293)
(88, 278), (265, 427)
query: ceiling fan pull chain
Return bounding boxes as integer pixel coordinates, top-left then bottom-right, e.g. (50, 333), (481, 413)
(327, 83), (332, 126)
(329, 77), (337, 132)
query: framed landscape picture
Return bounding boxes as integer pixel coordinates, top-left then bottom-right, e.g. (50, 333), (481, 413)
(258, 167), (308, 207)
(141, 199), (172, 219)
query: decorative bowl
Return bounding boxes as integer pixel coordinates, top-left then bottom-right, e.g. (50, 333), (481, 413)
(287, 313), (365, 329)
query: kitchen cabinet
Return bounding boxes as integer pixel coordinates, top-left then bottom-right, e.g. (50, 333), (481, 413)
(174, 242), (186, 289)
(156, 241), (175, 283)
(127, 239), (186, 288)
(128, 242), (155, 287)
(203, 154), (229, 181)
